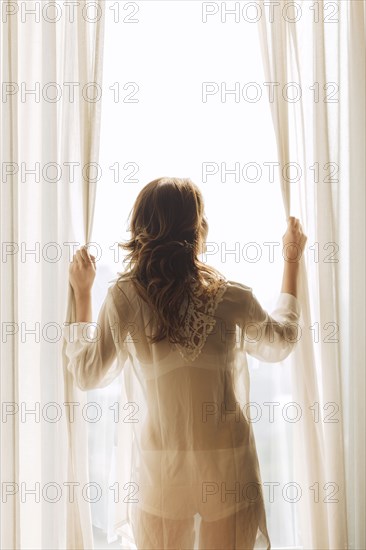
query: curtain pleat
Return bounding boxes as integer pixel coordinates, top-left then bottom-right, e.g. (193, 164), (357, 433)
(62, 2), (106, 548)
(258, 6), (290, 217)
(347, 2), (366, 548)
(0, 3), (20, 548)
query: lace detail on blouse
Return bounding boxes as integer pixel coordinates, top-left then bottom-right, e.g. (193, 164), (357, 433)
(174, 276), (228, 362)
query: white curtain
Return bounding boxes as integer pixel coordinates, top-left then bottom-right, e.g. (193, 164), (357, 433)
(0, 1), (105, 548)
(2, 1), (364, 549)
(343, 3), (366, 547)
(258, 1), (365, 549)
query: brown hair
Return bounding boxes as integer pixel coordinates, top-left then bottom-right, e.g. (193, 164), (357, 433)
(117, 177), (223, 345)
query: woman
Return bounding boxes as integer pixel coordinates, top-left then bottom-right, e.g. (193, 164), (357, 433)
(63, 177), (306, 549)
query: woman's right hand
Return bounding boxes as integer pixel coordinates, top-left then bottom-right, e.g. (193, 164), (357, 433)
(282, 216), (307, 262)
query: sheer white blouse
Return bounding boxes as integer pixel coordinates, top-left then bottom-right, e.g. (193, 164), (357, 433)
(62, 271), (301, 549)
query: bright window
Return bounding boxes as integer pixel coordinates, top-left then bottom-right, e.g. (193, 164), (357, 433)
(89, 2), (301, 548)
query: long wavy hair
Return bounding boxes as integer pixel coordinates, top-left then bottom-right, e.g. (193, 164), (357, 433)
(117, 177), (223, 345)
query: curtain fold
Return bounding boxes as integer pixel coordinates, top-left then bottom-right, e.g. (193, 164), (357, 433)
(346, 2), (366, 547)
(0, 4), (20, 549)
(257, 1), (365, 548)
(257, 4), (290, 217)
(62, 2), (105, 548)
(0, 1), (105, 548)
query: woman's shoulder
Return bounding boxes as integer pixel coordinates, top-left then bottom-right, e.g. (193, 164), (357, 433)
(107, 274), (138, 312)
(215, 279), (255, 325)
(225, 278), (252, 292)
(199, 267), (254, 313)
(198, 266), (253, 300)
(222, 278), (253, 303)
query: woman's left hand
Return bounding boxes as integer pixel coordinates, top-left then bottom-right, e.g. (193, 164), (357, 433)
(69, 246), (96, 296)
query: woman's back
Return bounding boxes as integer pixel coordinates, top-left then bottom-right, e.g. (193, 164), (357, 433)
(63, 268), (300, 547)
(65, 177), (305, 549)
(115, 273), (263, 532)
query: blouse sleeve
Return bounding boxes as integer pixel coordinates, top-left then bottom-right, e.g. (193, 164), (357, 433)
(243, 290), (302, 363)
(62, 286), (130, 391)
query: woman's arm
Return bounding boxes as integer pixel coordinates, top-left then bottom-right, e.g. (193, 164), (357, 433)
(74, 291), (92, 322)
(280, 216), (307, 298)
(63, 289), (127, 390)
(281, 262), (300, 297)
(243, 217), (307, 362)
(69, 246), (96, 321)
(64, 246), (128, 390)
(244, 290), (301, 363)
